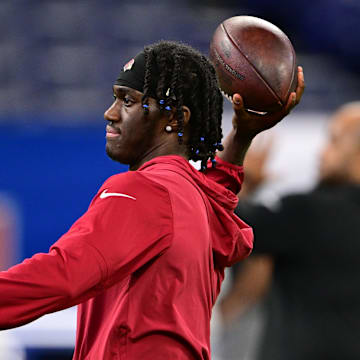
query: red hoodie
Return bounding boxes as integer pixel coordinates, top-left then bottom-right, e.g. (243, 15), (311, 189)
(0, 155), (253, 359)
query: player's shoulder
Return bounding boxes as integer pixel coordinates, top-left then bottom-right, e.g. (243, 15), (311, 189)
(99, 171), (171, 202)
(102, 171), (139, 187)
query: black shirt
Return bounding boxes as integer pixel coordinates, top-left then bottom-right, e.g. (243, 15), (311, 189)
(235, 184), (360, 360)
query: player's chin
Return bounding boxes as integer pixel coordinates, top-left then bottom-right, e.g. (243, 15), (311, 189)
(105, 143), (128, 164)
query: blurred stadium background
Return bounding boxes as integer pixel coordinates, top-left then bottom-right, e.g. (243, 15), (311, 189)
(0, 1), (359, 359)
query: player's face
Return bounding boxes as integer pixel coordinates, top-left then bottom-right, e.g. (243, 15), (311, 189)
(319, 114), (360, 183)
(104, 86), (165, 169)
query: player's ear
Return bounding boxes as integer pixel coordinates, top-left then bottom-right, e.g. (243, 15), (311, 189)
(165, 105), (191, 128)
(181, 105), (191, 126)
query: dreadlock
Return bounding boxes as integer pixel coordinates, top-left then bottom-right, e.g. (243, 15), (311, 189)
(141, 40), (224, 171)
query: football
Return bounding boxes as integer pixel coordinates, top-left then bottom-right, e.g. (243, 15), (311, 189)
(209, 15), (297, 113)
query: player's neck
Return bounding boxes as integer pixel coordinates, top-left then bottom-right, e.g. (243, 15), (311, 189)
(129, 140), (188, 171)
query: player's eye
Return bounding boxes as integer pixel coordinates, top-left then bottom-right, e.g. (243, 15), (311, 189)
(123, 96), (133, 106)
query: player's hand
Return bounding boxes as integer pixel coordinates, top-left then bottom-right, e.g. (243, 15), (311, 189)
(232, 66), (305, 139)
(217, 67), (304, 167)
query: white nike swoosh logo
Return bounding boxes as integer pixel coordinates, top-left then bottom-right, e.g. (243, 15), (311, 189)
(99, 189), (136, 200)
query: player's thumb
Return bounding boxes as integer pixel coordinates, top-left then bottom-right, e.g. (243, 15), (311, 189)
(232, 93), (245, 113)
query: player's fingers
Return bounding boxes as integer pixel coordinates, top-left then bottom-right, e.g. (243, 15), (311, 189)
(295, 66), (305, 104)
(283, 92), (296, 114)
(233, 93), (267, 121)
(232, 93), (248, 117)
(232, 93), (243, 107)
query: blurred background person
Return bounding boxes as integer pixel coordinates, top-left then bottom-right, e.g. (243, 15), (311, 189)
(218, 255), (273, 360)
(221, 102), (360, 360)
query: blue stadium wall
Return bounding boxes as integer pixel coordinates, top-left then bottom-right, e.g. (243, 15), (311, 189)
(0, 120), (128, 262)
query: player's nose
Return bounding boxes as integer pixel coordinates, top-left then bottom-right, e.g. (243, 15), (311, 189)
(104, 102), (120, 122)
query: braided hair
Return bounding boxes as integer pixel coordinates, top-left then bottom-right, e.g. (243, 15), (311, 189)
(141, 40), (224, 171)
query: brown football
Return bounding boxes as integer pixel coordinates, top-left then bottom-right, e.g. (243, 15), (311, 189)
(209, 15), (297, 113)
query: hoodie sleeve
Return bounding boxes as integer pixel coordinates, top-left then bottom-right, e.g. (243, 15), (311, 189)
(205, 156), (244, 194)
(0, 172), (173, 330)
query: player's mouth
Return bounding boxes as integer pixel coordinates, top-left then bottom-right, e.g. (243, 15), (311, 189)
(106, 125), (121, 139)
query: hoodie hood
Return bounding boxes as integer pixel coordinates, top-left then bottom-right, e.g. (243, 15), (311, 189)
(139, 155), (253, 268)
